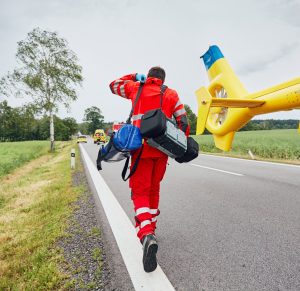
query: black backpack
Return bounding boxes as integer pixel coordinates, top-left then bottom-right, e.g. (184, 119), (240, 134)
(140, 85), (168, 138)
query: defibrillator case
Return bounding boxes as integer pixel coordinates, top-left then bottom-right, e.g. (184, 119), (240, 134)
(175, 136), (199, 163)
(141, 110), (187, 158)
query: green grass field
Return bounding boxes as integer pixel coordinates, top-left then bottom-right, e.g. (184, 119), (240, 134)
(193, 129), (300, 161)
(0, 141), (50, 177)
(0, 142), (83, 290)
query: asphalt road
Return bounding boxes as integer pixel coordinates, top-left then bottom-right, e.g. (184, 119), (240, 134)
(82, 141), (300, 291)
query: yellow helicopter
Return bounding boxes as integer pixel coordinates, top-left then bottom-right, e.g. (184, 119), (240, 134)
(196, 45), (300, 151)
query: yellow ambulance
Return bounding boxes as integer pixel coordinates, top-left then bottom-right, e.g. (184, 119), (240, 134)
(93, 129), (106, 144)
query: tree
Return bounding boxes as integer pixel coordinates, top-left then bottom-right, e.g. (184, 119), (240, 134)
(35, 115), (77, 141)
(184, 104), (197, 135)
(84, 106), (104, 134)
(0, 28), (82, 151)
(62, 117), (78, 137)
(54, 117), (70, 141)
(0, 100), (15, 141)
(18, 104), (38, 140)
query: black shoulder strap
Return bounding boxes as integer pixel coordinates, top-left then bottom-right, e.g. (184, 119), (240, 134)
(160, 85), (168, 108)
(121, 145), (144, 181)
(126, 83), (144, 124)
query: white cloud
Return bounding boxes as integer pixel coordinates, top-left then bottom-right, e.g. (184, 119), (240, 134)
(237, 42), (299, 75)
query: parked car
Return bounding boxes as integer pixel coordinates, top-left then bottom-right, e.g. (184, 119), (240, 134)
(77, 135), (87, 143)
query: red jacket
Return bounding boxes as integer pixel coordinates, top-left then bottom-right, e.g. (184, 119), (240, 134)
(110, 73), (190, 158)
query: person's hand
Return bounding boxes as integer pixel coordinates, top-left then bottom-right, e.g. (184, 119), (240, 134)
(135, 73), (146, 83)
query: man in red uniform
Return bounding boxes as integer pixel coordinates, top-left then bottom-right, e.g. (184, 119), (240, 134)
(110, 67), (190, 272)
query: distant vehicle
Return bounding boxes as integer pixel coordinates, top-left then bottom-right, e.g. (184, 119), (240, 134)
(112, 122), (125, 132)
(77, 135), (87, 143)
(94, 129), (106, 144)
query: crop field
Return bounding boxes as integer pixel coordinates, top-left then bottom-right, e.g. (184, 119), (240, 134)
(0, 141), (50, 177)
(193, 129), (300, 161)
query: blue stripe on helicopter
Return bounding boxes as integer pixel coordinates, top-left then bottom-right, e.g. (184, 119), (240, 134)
(201, 45), (224, 70)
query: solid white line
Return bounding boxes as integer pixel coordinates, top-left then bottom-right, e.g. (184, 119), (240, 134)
(191, 163), (244, 176)
(79, 145), (175, 291)
(199, 153), (300, 168)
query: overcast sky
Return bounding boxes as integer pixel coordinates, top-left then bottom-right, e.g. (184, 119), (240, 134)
(1, 0), (300, 122)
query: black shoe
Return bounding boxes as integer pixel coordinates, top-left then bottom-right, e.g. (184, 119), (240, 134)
(142, 234), (158, 272)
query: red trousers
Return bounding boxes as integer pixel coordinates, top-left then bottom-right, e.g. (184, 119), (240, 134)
(129, 155), (168, 241)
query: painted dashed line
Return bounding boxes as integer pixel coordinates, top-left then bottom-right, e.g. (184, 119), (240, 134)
(191, 163), (244, 176)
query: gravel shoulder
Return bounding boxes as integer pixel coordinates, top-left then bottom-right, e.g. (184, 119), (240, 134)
(58, 161), (112, 290)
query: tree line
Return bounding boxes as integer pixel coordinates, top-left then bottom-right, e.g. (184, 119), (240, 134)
(0, 100), (117, 141)
(2, 98), (297, 142)
(240, 119), (299, 131)
(0, 100), (78, 141)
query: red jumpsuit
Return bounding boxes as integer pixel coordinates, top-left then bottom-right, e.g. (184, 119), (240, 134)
(110, 74), (190, 241)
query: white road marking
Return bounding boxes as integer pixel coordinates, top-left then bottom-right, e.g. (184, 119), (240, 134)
(191, 163), (244, 176)
(198, 153), (300, 168)
(79, 145), (175, 291)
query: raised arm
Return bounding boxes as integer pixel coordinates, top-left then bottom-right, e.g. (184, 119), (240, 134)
(109, 74), (137, 99)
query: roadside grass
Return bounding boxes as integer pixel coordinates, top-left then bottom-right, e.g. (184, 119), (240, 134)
(0, 141), (82, 290)
(193, 129), (300, 162)
(0, 141), (50, 178)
